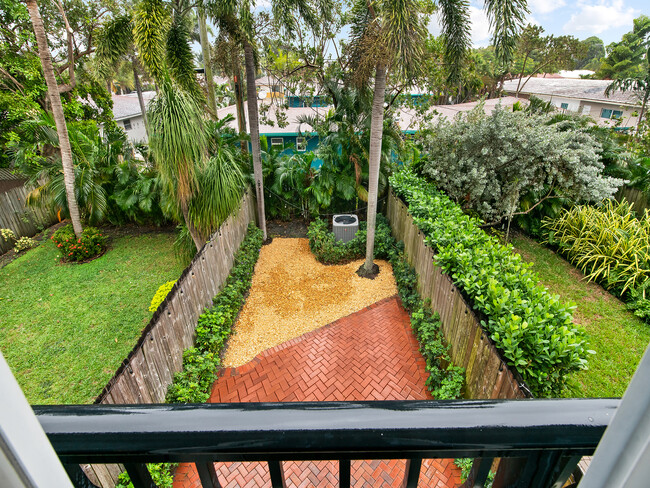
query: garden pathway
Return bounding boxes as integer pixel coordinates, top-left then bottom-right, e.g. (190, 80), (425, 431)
(173, 296), (462, 488)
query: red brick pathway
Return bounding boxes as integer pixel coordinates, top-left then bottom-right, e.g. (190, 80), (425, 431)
(173, 296), (462, 487)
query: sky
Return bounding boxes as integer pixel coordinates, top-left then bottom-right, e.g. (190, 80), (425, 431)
(429, 0), (649, 48)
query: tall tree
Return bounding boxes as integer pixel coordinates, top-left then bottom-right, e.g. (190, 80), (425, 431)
(208, 0), (329, 241)
(354, 0), (528, 276)
(95, 13), (150, 135)
(576, 36), (605, 71)
(596, 15), (650, 80)
(514, 24), (584, 97)
(148, 78), (206, 249)
(25, 0), (83, 237)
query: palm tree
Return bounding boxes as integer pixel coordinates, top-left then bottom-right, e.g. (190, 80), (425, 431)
(133, 0), (204, 101)
(353, 0), (528, 276)
(197, 4), (218, 115)
(148, 77), (207, 249)
(95, 14), (150, 135)
(208, 0), (328, 241)
(25, 0), (83, 237)
(605, 47), (650, 134)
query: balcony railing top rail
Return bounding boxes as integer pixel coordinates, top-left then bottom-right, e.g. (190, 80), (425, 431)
(35, 398), (619, 488)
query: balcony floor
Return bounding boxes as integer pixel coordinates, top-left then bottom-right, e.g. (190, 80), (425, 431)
(174, 296), (462, 487)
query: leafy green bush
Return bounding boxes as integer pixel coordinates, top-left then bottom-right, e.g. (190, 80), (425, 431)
(149, 281), (177, 312)
(307, 215), (394, 264)
(51, 225), (107, 262)
(392, 257), (465, 399)
(115, 463), (176, 488)
(165, 223), (263, 403)
(391, 169), (591, 397)
(307, 215), (464, 399)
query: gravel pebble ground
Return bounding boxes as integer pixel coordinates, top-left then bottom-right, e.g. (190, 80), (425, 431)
(222, 238), (397, 367)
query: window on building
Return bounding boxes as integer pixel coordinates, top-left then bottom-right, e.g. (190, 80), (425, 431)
(123, 119), (132, 130)
(270, 137), (284, 149)
(560, 103), (569, 110)
(612, 110), (623, 119)
(296, 137), (307, 152)
(600, 108), (613, 119)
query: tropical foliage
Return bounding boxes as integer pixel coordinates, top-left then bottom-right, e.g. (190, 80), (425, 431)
(391, 169), (592, 397)
(543, 199), (650, 321)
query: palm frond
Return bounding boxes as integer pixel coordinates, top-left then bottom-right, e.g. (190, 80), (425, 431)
(133, 0), (170, 79)
(483, 0), (529, 66)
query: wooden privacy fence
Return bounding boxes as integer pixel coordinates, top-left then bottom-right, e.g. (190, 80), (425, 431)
(0, 185), (57, 254)
(84, 189), (256, 487)
(386, 190), (527, 400)
(616, 186), (649, 216)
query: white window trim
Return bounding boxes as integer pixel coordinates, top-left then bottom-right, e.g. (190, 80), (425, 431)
(296, 137), (307, 152)
(270, 137), (284, 148)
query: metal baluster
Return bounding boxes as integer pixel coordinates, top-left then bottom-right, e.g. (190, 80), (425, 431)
(339, 459), (351, 488)
(196, 462), (222, 488)
(550, 455), (582, 488)
(62, 464), (100, 488)
(124, 463), (157, 488)
(268, 460), (287, 488)
(402, 458), (422, 488)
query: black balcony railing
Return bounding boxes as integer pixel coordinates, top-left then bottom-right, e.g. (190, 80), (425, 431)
(34, 398), (619, 488)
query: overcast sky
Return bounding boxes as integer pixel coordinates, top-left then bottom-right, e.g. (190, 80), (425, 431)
(429, 0), (648, 48)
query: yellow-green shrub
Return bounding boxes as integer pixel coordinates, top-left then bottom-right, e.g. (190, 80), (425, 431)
(149, 281), (177, 312)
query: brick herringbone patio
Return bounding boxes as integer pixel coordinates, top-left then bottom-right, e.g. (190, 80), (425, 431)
(173, 296), (462, 487)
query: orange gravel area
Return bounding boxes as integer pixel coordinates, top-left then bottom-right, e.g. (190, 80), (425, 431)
(222, 238), (397, 367)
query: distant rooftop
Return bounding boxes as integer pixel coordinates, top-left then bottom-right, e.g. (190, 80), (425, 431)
(111, 92), (156, 121)
(397, 96), (521, 133)
(502, 78), (639, 105)
(220, 101), (327, 135)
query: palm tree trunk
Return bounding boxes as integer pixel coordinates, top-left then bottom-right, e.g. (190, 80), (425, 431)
(26, 0), (83, 238)
(198, 9), (217, 116)
(232, 53), (248, 154)
(180, 201), (204, 251)
(637, 90), (648, 134)
(132, 58), (149, 137)
(363, 61), (387, 274)
(243, 39), (267, 240)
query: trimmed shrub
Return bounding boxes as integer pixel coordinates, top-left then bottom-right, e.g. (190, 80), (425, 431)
(391, 169), (591, 397)
(51, 225), (107, 262)
(149, 281), (177, 312)
(307, 215), (394, 264)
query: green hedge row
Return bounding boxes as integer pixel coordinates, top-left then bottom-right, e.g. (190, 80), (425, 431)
(390, 170), (592, 397)
(166, 223), (264, 403)
(307, 216), (465, 399)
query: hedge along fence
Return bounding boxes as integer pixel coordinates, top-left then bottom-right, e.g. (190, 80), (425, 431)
(387, 190), (526, 400)
(83, 188), (256, 488)
(0, 185), (57, 254)
(389, 170), (592, 398)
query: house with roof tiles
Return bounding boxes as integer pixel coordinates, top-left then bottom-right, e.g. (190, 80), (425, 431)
(502, 77), (642, 129)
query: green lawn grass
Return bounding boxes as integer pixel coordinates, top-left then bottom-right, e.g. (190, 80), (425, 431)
(0, 228), (184, 404)
(512, 234), (650, 398)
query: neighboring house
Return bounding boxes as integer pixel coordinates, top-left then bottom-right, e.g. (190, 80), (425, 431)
(221, 100), (325, 160)
(255, 75), (285, 100)
(397, 96), (521, 134)
(502, 78), (641, 128)
(112, 91), (156, 143)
